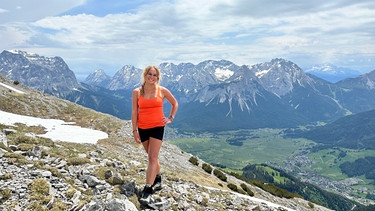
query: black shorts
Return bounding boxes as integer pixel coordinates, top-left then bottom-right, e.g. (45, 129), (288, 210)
(138, 126), (165, 143)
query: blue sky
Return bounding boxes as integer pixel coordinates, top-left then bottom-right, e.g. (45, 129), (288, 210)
(0, 0), (374, 80)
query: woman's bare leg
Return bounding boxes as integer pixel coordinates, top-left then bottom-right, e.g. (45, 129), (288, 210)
(142, 137), (162, 185)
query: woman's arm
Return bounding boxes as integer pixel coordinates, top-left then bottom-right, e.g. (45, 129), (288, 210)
(131, 88), (141, 143)
(162, 87), (178, 122)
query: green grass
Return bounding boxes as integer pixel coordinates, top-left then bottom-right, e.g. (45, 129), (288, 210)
(307, 148), (347, 180)
(169, 128), (316, 169)
(307, 148), (375, 180)
(260, 165), (290, 184)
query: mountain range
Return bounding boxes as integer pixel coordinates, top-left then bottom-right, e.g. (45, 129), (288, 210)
(305, 64), (361, 83)
(1, 50), (374, 133)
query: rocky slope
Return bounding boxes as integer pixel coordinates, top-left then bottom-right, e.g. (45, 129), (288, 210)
(0, 75), (332, 210)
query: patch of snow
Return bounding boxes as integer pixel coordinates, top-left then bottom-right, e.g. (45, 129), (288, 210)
(0, 110), (108, 144)
(366, 77), (375, 89)
(176, 74), (183, 81)
(0, 82), (25, 94)
(321, 66), (333, 72)
(255, 69), (271, 78)
(214, 68), (234, 81)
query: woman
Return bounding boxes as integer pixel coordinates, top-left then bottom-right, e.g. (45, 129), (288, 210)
(131, 65), (178, 203)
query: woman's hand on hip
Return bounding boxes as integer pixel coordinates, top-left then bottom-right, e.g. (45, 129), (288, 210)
(162, 116), (172, 125)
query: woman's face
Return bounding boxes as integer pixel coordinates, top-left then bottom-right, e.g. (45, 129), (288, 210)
(146, 68), (159, 84)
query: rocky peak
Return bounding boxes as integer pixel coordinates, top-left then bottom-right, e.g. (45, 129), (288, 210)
(252, 58), (314, 97)
(83, 69), (111, 87)
(0, 50), (80, 96)
(107, 65), (142, 90)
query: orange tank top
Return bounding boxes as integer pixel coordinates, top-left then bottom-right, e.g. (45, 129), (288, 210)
(137, 87), (164, 129)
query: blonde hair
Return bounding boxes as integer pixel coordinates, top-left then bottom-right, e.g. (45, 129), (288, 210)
(140, 65), (161, 96)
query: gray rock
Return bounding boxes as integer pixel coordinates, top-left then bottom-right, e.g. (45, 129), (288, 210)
(55, 159), (67, 169)
(71, 190), (82, 205)
(147, 199), (170, 210)
(85, 175), (103, 187)
(41, 170), (52, 178)
(8, 145), (18, 151)
(31, 145), (43, 158)
(104, 169), (113, 179)
(105, 198), (138, 211)
(82, 200), (105, 211)
(0, 131), (7, 147)
(3, 129), (16, 135)
(120, 181), (136, 197)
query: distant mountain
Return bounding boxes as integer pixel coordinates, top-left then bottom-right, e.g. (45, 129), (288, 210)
(83, 69), (111, 88)
(2, 50), (375, 133)
(0, 50), (79, 96)
(107, 65), (143, 90)
(337, 69), (375, 90)
(87, 59), (353, 132)
(305, 64), (361, 83)
(285, 109), (375, 150)
(333, 70), (375, 113)
(64, 83), (132, 120)
(167, 59), (348, 132)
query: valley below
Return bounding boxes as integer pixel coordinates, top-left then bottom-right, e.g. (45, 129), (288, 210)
(167, 127), (375, 206)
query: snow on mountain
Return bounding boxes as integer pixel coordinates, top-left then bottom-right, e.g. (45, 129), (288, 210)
(214, 67), (234, 81)
(0, 81), (107, 144)
(8, 49), (37, 57)
(0, 110), (108, 144)
(305, 64), (361, 83)
(0, 82), (24, 94)
(255, 68), (271, 78)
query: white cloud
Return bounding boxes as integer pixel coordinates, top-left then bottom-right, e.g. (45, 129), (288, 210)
(0, 8), (8, 13)
(0, 0), (86, 23)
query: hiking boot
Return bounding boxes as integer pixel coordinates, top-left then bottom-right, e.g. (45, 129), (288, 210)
(152, 174), (162, 192)
(140, 185), (153, 204)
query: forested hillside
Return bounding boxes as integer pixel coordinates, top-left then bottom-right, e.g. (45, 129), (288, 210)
(240, 164), (372, 211)
(285, 109), (375, 149)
